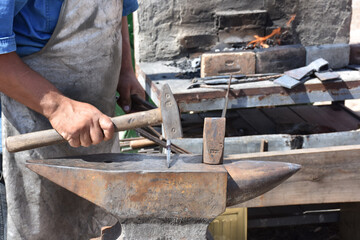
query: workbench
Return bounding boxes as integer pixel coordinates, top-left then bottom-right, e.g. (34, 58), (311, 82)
(137, 61), (360, 112)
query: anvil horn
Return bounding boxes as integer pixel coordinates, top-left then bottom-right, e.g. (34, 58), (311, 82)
(224, 160), (300, 207)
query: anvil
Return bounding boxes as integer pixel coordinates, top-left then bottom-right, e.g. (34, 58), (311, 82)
(26, 153), (300, 240)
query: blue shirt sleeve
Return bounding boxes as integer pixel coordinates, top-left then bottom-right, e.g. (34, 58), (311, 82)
(122, 0), (138, 16)
(0, 0), (16, 54)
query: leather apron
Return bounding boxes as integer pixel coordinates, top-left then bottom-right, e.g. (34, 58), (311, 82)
(1, 0), (123, 239)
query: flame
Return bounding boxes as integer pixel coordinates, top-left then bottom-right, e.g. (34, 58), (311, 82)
(246, 27), (281, 48)
(286, 14), (296, 27)
(247, 14), (296, 48)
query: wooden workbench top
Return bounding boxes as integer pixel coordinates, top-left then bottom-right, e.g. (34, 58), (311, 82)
(137, 61), (360, 112)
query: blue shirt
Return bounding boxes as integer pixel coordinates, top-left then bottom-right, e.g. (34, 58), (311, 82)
(0, 0), (139, 57)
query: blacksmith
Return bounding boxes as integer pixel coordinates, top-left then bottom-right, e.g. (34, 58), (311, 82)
(0, 0), (144, 239)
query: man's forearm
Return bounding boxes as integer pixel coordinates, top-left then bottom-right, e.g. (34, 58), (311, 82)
(116, 16), (145, 112)
(0, 52), (115, 147)
(0, 52), (66, 118)
(118, 16), (135, 82)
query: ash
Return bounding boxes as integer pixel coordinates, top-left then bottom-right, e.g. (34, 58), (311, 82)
(166, 58), (201, 79)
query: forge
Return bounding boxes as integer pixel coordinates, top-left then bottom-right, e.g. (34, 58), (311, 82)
(132, 0), (359, 112)
(134, 0), (351, 62)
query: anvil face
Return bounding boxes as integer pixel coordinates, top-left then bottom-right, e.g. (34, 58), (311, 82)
(27, 154), (228, 221)
(26, 154), (300, 221)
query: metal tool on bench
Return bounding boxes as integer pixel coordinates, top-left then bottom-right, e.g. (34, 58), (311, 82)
(6, 84), (183, 153)
(26, 153), (301, 240)
(187, 73), (282, 89)
(274, 58), (340, 89)
(202, 76), (231, 165)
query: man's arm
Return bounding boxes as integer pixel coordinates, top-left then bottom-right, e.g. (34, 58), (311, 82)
(0, 52), (114, 147)
(117, 16), (145, 113)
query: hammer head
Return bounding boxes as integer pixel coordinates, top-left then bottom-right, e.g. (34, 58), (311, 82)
(160, 84), (183, 139)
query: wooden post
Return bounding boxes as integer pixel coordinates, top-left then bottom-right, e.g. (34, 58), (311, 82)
(340, 202), (360, 240)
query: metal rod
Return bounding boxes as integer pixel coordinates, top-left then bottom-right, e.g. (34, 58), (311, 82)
(221, 75), (232, 118)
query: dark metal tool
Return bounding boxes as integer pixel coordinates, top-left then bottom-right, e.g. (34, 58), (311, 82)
(275, 58), (333, 89)
(6, 84), (183, 152)
(187, 73), (282, 89)
(202, 76), (231, 165)
(26, 154), (301, 239)
(284, 58), (329, 80)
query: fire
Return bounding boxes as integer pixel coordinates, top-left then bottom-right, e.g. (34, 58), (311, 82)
(286, 14), (296, 27)
(246, 28), (281, 48)
(247, 14), (296, 49)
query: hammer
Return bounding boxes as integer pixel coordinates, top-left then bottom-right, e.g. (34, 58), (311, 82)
(202, 76), (231, 165)
(6, 84), (182, 153)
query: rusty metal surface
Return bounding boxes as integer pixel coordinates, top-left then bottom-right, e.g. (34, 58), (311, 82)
(225, 160), (301, 207)
(203, 118), (226, 165)
(26, 153), (301, 222)
(26, 154), (227, 221)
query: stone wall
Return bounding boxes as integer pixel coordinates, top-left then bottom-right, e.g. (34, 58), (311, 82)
(134, 0), (351, 62)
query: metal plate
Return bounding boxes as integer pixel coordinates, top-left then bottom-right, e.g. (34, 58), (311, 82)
(160, 84), (183, 139)
(274, 75), (305, 89)
(314, 71), (340, 81)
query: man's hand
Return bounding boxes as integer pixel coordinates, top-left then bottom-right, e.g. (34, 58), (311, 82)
(48, 97), (114, 147)
(117, 72), (145, 113)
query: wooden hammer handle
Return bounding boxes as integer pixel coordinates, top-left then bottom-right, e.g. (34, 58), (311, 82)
(6, 108), (162, 153)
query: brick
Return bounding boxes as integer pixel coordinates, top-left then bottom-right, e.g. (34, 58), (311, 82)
(216, 10), (268, 29)
(201, 51), (255, 77)
(180, 34), (218, 50)
(306, 44), (350, 69)
(255, 44), (306, 73)
(350, 44), (360, 65)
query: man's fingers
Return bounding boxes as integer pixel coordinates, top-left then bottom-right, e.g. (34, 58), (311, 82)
(133, 89), (145, 100)
(90, 121), (104, 145)
(99, 116), (114, 141)
(79, 130), (92, 147)
(119, 87), (131, 113)
(68, 138), (81, 148)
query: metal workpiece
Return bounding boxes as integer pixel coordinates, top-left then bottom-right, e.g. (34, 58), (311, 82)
(26, 154), (300, 239)
(273, 75), (308, 89)
(314, 71), (340, 81)
(285, 58), (329, 80)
